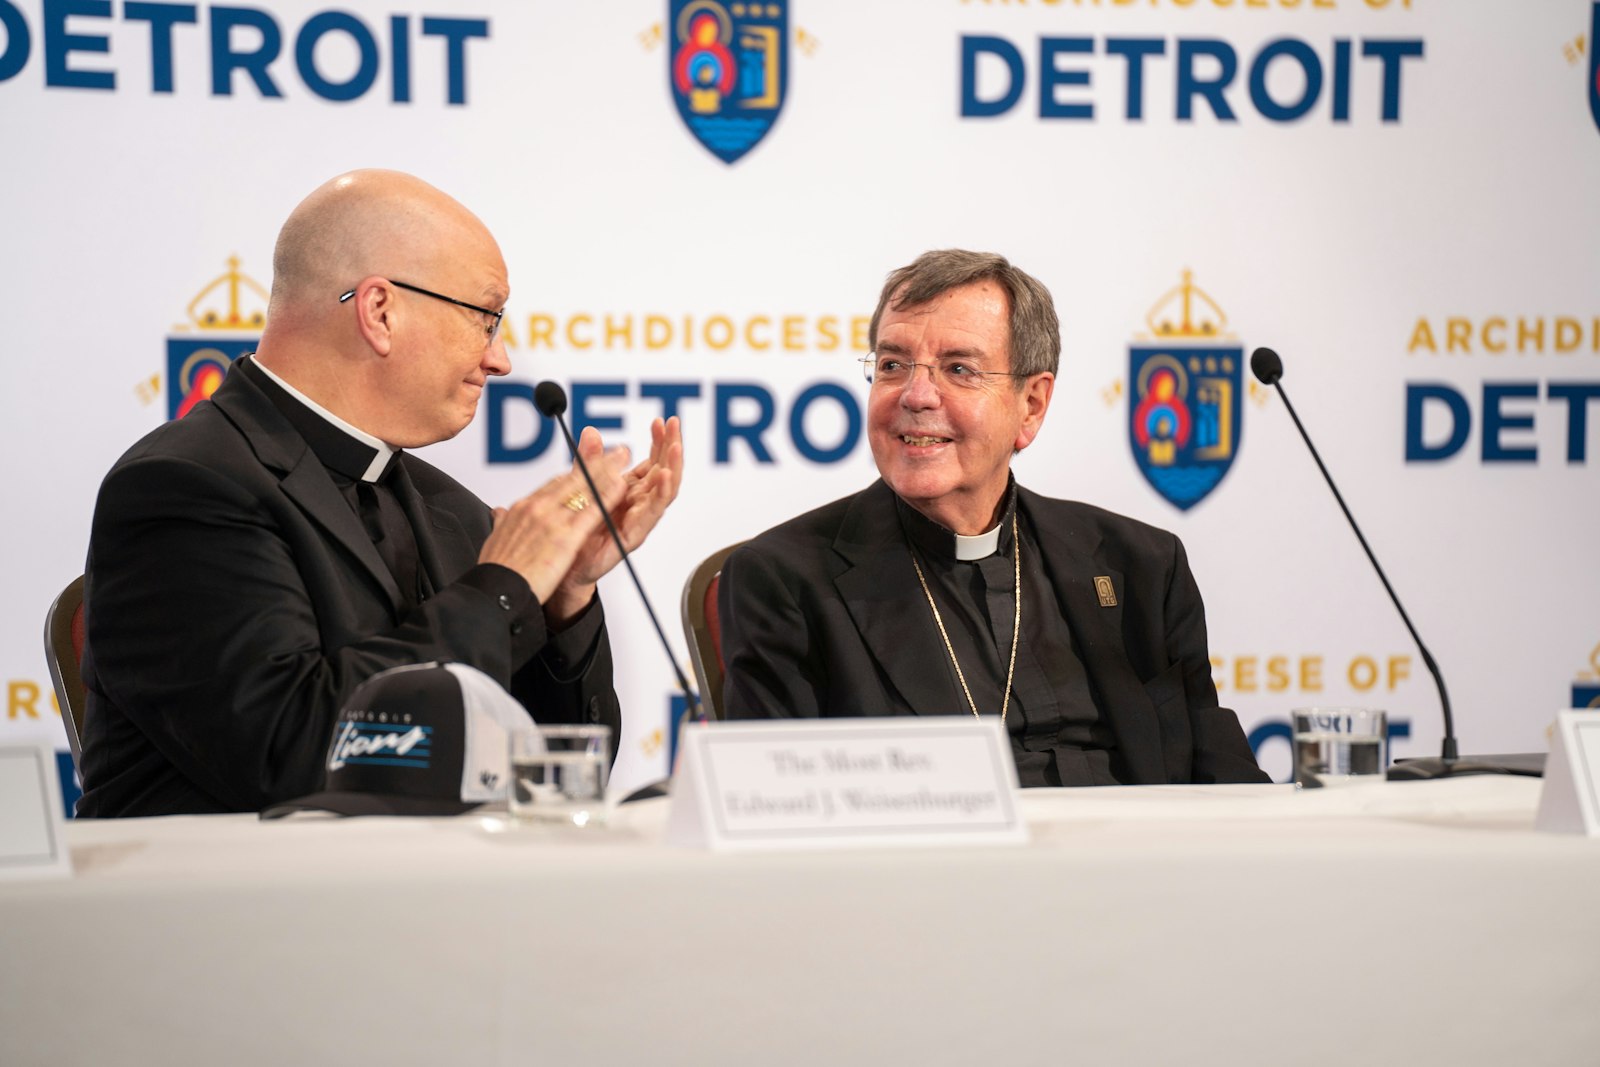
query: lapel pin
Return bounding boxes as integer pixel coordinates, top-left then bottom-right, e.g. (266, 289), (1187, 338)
(1094, 576), (1118, 608)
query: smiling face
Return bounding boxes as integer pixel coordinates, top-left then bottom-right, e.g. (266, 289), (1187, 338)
(385, 238), (511, 447)
(369, 196), (512, 448)
(867, 279), (1053, 534)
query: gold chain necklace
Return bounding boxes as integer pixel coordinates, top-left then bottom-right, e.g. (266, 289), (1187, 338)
(909, 511), (1022, 722)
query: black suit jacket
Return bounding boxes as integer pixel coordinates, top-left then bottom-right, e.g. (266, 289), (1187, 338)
(719, 480), (1267, 785)
(77, 361), (620, 816)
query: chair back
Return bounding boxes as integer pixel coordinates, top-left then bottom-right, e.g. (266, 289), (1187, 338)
(679, 542), (744, 721)
(44, 575), (87, 774)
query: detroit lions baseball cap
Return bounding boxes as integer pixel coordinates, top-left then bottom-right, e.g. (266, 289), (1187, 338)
(261, 661), (533, 819)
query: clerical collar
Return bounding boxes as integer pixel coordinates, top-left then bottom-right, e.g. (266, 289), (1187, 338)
(894, 483), (1017, 563)
(246, 356), (397, 483)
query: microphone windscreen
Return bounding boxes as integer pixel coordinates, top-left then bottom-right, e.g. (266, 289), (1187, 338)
(533, 380), (568, 417)
(1250, 347), (1283, 385)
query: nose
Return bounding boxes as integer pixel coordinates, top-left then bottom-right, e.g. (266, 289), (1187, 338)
(898, 362), (941, 409)
(483, 334), (511, 377)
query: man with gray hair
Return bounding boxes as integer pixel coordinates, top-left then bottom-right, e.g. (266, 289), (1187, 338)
(77, 170), (683, 816)
(719, 250), (1265, 786)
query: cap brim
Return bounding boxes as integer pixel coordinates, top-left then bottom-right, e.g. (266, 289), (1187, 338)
(260, 791), (484, 820)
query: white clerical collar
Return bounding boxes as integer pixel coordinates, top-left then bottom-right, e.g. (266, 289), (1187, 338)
(954, 523), (1003, 561)
(252, 359), (396, 482)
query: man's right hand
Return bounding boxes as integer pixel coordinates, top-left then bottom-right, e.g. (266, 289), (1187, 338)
(477, 449), (631, 606)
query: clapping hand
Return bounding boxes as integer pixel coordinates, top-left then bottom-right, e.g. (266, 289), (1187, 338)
(546, 416), (684, 624)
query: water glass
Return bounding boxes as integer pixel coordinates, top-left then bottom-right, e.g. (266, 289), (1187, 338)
(509, 725), (610, 827)
(1292, 708), (1387, 788)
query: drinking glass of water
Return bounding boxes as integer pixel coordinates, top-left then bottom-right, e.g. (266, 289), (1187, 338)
(1292, 708), (1387, 788)
(509, 725), (611, 827)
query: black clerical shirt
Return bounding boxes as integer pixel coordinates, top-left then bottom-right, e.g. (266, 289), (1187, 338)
(241, 359), (427, 611)
(237, 355), (602, 673)
(895, 489), (1124, 787)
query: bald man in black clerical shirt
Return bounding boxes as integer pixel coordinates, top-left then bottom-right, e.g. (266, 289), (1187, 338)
(77, 170), (683, 816)
(718, 250), (1268, 787)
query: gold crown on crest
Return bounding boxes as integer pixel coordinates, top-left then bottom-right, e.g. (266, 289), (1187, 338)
(1143, 270), (1232, 340)
(176, 256), (268, 332)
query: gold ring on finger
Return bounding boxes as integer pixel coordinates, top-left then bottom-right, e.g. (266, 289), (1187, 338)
(563, 492), (590, 513)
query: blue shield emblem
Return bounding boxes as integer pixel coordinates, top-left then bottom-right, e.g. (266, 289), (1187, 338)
(1128, 345), (1243, 511)
(166, 340), (253, 420)
(669, 1), (787, 164)
(1590, 4), (1600, 135)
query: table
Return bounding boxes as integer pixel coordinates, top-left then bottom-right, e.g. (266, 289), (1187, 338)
(3, 778), (1597, 1066)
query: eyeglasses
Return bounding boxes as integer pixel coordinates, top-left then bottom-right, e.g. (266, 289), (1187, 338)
(339, 280), (505, 343)
(859, 355), (1027, 391)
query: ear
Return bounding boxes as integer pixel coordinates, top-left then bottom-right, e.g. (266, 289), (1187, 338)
(1013, 372), (1054, 452)
(347, 277), (399, 357)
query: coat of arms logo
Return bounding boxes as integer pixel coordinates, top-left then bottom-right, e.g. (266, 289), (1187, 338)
(1127, 271), (1244, 511)
(668, 1), (788, 164)
(166, 256), (266, 420)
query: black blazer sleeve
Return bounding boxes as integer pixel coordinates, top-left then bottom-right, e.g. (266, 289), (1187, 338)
(1154, 534), (1269, 785)
(79, 408), (618, 815)
(719, 540), (830, 720)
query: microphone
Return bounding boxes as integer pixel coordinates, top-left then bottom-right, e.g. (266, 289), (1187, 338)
(1249, 348), (1532, 780)
(1248, 347), (1282, 386)
(534, 381), (704, 725)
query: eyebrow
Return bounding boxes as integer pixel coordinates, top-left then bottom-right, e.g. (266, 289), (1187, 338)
(876, 340), (990, 363)
(935, 346), (988, 363)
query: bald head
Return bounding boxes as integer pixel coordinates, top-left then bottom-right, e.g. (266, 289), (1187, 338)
(268, 169), (499, 322)
(255, 170), (512, 448)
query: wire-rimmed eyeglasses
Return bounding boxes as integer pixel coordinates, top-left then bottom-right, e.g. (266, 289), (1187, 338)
(339, 280), (505, 343)
(858, 354), (1027, 391)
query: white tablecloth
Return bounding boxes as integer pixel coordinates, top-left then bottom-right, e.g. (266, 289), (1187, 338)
(3, 777), (1597, 1066)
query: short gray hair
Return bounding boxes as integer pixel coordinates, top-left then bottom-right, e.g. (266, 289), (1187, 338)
(867, 249), (1061, 379)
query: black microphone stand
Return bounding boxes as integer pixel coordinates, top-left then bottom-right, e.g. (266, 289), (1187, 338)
(536, 382), (706, 728)
(1250, 349), (1541, 780)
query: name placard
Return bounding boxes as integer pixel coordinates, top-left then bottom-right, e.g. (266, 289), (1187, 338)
(1535, 710), (1600, 837)
(666, 718), (1027, 851)
(0, 743), (72, 881)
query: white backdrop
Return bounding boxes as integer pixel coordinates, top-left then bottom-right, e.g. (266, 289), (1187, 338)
(2, 0), (1597, 801)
